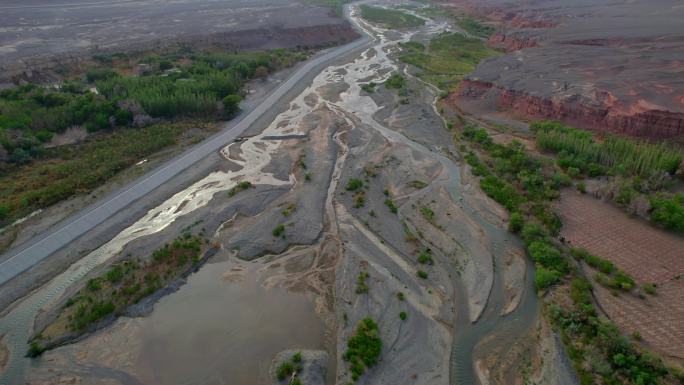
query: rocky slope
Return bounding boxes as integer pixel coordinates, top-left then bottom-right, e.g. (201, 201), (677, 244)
(445, 0), (684, 139)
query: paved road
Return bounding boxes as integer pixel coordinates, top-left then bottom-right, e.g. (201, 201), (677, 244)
(0, 29), (370, 286)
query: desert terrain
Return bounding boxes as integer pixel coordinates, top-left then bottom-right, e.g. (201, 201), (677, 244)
(0, 0), (357, 84)
(445, 0), (684, 139)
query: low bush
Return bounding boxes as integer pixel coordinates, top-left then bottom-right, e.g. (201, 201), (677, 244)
(420, 206), (435, 222)
(534, 267), (560, 290)
(356, 271), (369, 294)
(570, 248), (614, 274)
(527, 241), (569, 274)
(417, 249), (433, 265)
(508, 212), (524, 233)
(479, 175), (522, 212)
(343, 317), (382, 381)
(384, 74), (406, 89)
(272, 224), (285, 237)
(384, 199), (398, 214)
(228, 181), (253, 197)
(649, 193), (684, 233)
(346, 178), (364, 191)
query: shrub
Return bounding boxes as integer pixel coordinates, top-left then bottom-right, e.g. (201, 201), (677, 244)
(353, 191), (366, 208)
(272, 224), (285, 237)
(420, 206), (435, 222)
(361, 82), (376, 93)
(343, 318), (382, 381)
(643, 283), (657, 295)
(158, 60), (173, 71)
(384, 199), (398, 214)
(276, 362), (295, 381)
(86, 278), (101, 292)
(399, 311), (407, 320)
(508, 212), (524, 233)
(408, 180), (428, 189)
(105, 265), (124, 283)
(417, 249), (433, 265)
(384, 74), (406, 89)
(397, 292), (405, 301)
(611, 271), (635, 291)
(417, 270), (428, 279)
(86, 68), (118, 82)
(26, 342), (46, 358)
(521, 223), (547, 245)
(649, 193), (684, 233)
(346, 178), (363, 191)
(570, 248), (614, 274)
(479, 175), (522, 212)
(71, 301), (115, 330)
(228, 181), (253, 197)
(534, 267), (560, 290)
(356, 271), (369, 294)
(576, 182), (586, 194)
(222, 94), (242, 116)
(527, 241), (569, 273)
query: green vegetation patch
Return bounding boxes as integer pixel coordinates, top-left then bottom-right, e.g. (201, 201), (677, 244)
(29, 234), (206, 356)
(399, 32), (498, 90)
(227, 181), (253, 197)
(0, 48), (306, 226)
(343, 317), (382, 381)
(420, 206), (435, 222)
(531, 121), (682, 178)
(272, 224), (286, 238)
(649, 193), (684, 233)
(531, 120), (684, 234)
(275, 351), (304, 382)
(456, 121), (679, 384)
(384, 74), (406, 90)
(346, 178), (364, 191)
(456, 16), (495, 39)
(355, 271), (369, 294)
(417, 249), (434, 265)
(359, 5), (425, 29)
(0, 122), (195, 226)
(407, 180), (428, 189)
(384, 199), (398, 214)
(96, 50), (304, 119)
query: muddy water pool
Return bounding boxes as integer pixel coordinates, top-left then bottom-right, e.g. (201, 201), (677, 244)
(27, 261), (326, 385)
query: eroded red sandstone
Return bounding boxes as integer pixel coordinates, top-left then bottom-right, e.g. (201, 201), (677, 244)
(447, 0), (684, 139)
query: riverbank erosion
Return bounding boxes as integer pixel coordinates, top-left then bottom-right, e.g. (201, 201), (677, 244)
(445, 0), (684, 139)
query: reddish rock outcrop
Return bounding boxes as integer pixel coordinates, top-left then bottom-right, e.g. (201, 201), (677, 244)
(447, 0), (684, 139)
(487, 32), (538, 52)
(454, 80), (684, 138)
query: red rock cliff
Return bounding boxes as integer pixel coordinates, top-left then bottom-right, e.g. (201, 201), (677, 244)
(454, 80), (684, 138)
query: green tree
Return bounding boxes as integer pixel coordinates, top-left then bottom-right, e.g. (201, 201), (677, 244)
(222, 94), (242, 117)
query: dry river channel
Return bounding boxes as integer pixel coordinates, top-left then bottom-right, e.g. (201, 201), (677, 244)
(0, 3), (538, 385)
